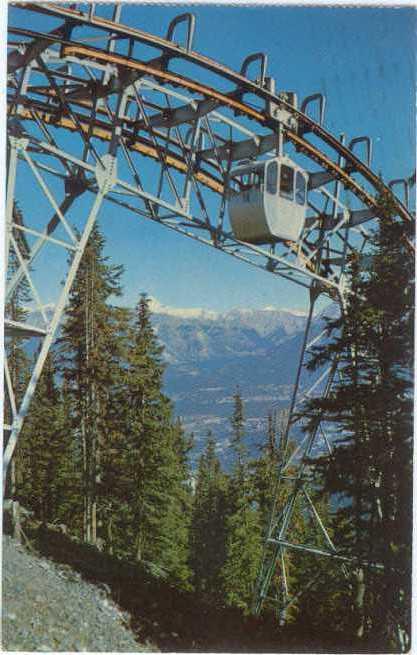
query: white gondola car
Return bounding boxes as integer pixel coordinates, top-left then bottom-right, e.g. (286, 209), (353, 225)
(228, 156), (308, 243)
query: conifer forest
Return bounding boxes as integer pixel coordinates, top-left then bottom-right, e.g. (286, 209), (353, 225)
(5, 194), (414, 653)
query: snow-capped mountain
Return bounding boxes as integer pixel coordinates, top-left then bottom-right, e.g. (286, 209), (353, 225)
(151, 305), (316, 464)
(23, 299), (332, 466)
(152, 305), (307, 364)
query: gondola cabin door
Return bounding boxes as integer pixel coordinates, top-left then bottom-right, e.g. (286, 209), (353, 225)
(228, 157), (308, 244)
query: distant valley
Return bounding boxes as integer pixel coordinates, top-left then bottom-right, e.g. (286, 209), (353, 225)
(26, 300), (332, 466)
(150, 303), (318, 465)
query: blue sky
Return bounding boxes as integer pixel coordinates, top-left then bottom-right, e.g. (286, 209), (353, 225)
(8, 4), (416, 313)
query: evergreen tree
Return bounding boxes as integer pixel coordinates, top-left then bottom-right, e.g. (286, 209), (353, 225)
(118, 294), (192, 586)
(16, 353), (80, 526)
(157, 418), (193, 586)
(230, 388), (246, 481)
(220, 389), (263, 612)
(190, 432), (228, 597)
(58, 222), (127, 544)
(252, 410), (287, 531)
(303, 196), (413, 649)
(57, 379), (84, 530)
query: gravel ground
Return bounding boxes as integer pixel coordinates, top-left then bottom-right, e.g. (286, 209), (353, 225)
(2, 535), (156, 652)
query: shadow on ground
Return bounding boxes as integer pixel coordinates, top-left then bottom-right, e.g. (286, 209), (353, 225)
(3, 512), (367, 653)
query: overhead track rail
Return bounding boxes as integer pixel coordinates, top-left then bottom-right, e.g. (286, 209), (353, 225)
(11, 2), (413, 225)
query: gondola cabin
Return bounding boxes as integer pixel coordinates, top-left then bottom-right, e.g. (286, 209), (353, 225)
(228, 157), (308, 244)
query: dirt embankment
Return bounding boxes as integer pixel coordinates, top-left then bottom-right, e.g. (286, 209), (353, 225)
(2, 535), (156, 652)
(3, 516), (337, 653)
(2, 521), (283, 653)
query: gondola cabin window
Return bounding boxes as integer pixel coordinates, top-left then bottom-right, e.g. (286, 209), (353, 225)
(266, 161), (278, 195)
(280, 165), (294, 200)
(296, 172), (307, 205)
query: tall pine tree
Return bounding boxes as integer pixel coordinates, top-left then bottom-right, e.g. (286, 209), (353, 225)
(190, 432), (228, 597)
(16, 353), (79, 526)
(58, 222), (127, 544)
(220, 388), (263, 612)
(252, 410), (288, 532)
(116, 294), (192, 586)
(303, 195), (413, 649)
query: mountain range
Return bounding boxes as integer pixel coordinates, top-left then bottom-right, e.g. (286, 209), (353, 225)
(24, 300), (332, 466)
(150, 303), (317, 465)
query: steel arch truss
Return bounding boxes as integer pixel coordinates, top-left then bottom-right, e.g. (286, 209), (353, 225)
(5, 1), (415, 618)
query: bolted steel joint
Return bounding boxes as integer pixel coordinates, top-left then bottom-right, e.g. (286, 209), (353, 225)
(8, 134), (29, 151)
(95, 154), (117, 194)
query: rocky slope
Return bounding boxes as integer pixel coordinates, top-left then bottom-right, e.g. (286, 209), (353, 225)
(2, 522), (289, 652)
(2, 535), (155, 652)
